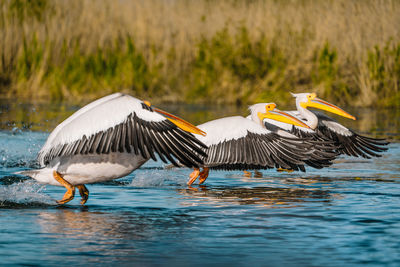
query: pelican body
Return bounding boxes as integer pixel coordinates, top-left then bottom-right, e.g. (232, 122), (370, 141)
(187, 103), (316, 185)
(18, 93), (207, 204)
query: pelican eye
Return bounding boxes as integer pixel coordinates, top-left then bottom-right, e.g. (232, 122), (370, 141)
(308, 93), (317, 99)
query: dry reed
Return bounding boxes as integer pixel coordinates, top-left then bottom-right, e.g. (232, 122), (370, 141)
(0, 0), (399, 106)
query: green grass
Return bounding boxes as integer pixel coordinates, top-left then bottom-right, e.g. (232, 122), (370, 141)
(1, 0), (399, 107)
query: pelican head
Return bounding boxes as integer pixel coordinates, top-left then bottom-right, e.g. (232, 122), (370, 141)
(291, 92), (356, 120)
(249, 103), (310, 128)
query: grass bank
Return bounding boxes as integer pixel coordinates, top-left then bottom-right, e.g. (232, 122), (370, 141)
(0, 0), (399, 107)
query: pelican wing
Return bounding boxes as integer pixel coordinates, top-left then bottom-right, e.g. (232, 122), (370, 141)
(196, 116), (313, 171)
(262, 116), (339, 169)
(311, 111), (389, 158)
(38, 93), (207, 167)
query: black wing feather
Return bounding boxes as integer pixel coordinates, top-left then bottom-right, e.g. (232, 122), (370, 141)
(38, 111), (207, 168)
(202, 131), (313, 171)
(311, 111), (389, 159)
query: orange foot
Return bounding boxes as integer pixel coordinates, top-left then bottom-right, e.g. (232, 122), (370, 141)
(254, 170), (263, 178)
(198, 168), (210, 185)
(277, 168), (294, 173)
(243, 170), (252, 177)
(77, 184), (89, 205)
(187, 168), (200, 186)
(53, 171), (75, 204)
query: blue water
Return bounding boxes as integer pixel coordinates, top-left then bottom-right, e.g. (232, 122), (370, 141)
(1, 105), (400, 266)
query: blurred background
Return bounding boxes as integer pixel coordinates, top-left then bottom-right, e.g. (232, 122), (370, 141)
(0, 0), (399, 108)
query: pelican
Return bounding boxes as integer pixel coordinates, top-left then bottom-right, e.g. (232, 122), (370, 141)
(187, 103), (316, 186)
(17, 93), (207, 204)
(255, 103), (339, 170)
(264, 92), (388, 158)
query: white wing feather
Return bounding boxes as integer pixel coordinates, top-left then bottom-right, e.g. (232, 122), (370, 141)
(39, 93), (164, 157)
(195, 116), (270, 146)
(321, 120), (352, 136)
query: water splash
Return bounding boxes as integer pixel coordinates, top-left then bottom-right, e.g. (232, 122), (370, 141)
(130, 169), (187, 187)
(0, 131), (45, 168)
(0, 180), (54, 208)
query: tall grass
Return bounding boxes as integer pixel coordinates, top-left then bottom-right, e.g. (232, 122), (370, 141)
(0, 0), (399, 107)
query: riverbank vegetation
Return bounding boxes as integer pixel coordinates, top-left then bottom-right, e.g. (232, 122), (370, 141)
(0, 0), (399, 107)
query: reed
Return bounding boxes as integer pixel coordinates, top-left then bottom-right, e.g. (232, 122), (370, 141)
(0, 0), (399, 107)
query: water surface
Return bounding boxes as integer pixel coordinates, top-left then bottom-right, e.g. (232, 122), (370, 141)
(0, 99), (399, 266)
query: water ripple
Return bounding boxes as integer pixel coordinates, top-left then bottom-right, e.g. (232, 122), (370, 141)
(0, 121), (399, 266)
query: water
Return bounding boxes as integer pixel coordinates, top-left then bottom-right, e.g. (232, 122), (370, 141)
(1, 100), (400, 266)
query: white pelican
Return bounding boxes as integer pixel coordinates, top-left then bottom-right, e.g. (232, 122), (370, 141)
(17, 93), (207, 204)
(260, 103), (339, 170)
(264, 93), (388, 158)
(187, 103), (316, 186)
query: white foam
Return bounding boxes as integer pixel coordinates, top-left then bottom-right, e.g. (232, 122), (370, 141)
(129, 169), (188, 187)
(0, 131), (45, 168)
(0, 180), (54, 205)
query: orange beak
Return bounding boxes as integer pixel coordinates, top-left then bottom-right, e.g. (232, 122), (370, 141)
(153, 107), (207, 136)
(305, 97), (356, 120)
(259, 109), (311, 129)
(261, 103), (311, 129)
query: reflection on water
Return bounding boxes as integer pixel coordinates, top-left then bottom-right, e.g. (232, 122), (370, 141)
(0, 98), (398, 140)
(37, 208), (152, 257)
(33, 207), (201, 264)
(179, 185), (331, 207)
(37, 207), (194, 240)
(40, 210), (134, 260)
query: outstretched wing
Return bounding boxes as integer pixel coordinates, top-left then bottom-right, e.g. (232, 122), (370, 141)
(38, 93), (207, 167)
(196, 116), (314, 171)
(312, 111), (389, 158)
(262, 117), (339, 169)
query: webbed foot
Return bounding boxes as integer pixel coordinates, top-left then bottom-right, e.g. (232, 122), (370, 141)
(53, 171), (75, 204)
(188, 168), (200, 186)
(198, 168), (210, 185)
(77, 184), (89, 205)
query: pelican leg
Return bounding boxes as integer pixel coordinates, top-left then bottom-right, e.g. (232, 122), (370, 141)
(254, 170), (263, 178)
(76, 184), (89, 205)
(277, 168), (294, 173)
(187, 168), (200, 186)
(243, 171), (252, 177)
(53, 171), (75, 204)
(198, 168), (210, 185)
